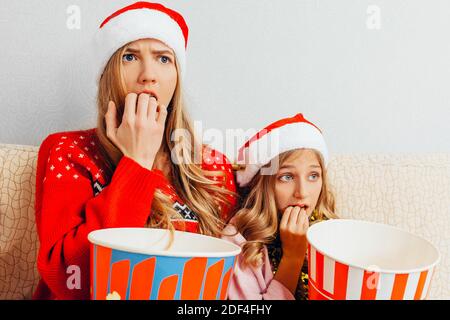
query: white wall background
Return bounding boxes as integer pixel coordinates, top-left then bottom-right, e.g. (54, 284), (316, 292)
(1, 0), (449, 162)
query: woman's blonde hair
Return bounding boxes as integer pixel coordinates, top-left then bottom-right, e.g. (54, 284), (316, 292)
(232, 148), (338, 267)
(94, 42), (235, 238)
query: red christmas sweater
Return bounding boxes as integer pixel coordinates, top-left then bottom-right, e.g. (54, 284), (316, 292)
(33, 128), (237, 300)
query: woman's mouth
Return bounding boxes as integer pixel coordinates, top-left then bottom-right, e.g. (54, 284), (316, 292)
(139, 91), (158, 101)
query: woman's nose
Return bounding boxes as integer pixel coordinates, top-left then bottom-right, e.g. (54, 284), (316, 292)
(138, 59), (157, 84)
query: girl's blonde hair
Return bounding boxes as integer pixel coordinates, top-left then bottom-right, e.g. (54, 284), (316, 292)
(95, 42), (235, 237)
(232, 149), (338, 267)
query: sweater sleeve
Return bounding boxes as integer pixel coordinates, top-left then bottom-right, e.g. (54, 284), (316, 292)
(221, 225), (295, 300)
(34, 134), (166, 300)
(201, 147), (237, 222)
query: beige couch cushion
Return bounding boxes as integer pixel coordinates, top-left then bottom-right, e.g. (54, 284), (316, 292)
(0, 143), (449, 299)
(0, 144), (39, 299)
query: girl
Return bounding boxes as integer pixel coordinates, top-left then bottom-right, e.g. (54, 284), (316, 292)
(33, 2), (236, 300)
(222, 113), (338, 300)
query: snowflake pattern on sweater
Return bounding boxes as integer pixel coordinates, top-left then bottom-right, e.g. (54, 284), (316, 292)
(42, 129), (235, 225)
(44, 133), (107, 186)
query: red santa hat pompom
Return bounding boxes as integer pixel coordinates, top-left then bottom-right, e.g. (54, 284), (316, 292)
(236, 113), (329, 188)
(94, 2), (188, 82)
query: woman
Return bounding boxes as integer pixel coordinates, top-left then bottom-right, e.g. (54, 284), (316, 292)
(33, 2), (236, 300)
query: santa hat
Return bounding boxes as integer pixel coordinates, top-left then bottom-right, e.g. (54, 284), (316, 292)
(94, 2), (188, 82)
(236, 113), (329, 187)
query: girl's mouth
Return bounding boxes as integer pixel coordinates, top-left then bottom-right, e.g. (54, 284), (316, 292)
(289, 204), (308, 210)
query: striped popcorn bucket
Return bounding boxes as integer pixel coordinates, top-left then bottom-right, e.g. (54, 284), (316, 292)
(306, 219), (440, 300)
(88, 228), (241, 300)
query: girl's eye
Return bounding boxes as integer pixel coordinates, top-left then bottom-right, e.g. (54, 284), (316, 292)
(122, 54), (137, 62)
(159, 55), (172, 64)
(309, 172), (321, 181)
(279, 174), (294, 182)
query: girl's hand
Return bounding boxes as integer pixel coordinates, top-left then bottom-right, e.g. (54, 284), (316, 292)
(273, 206), (309, 294)
(279, 206), (309, 261)
(105, 93), (168, 170)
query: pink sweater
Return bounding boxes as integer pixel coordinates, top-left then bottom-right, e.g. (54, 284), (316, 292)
(221, 223), (295, 300)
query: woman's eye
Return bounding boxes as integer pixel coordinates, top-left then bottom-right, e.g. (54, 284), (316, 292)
(159, 56), (172, 64)
(122, 54), (136, 62)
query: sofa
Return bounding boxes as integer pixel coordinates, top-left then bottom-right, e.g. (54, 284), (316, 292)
(1, 143), (449, 299)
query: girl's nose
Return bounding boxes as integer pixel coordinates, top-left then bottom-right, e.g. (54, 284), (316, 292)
(294, 179), (307, 199)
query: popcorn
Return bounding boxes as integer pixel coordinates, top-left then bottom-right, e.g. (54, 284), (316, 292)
(106, 291), (121, 300)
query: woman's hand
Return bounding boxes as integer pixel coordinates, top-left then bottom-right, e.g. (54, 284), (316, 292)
(105, 93), (168, 170)
(279, 206), (309, 260)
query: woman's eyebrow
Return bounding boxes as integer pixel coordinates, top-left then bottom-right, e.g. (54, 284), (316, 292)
(124, 48), (174, 57)
(151, 49), (174, 57)
(124, 47), (139, 53)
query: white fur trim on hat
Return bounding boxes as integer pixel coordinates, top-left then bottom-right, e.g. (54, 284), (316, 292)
(236, 114), (328, 188)
(93, 2), (188, 83)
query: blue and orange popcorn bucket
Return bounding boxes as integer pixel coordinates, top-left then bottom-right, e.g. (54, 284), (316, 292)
(306, 219), (440, 300)
(88, 228), (241, 300)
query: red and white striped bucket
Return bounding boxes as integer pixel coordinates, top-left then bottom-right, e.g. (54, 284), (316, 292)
(306, 219), (440, 300)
